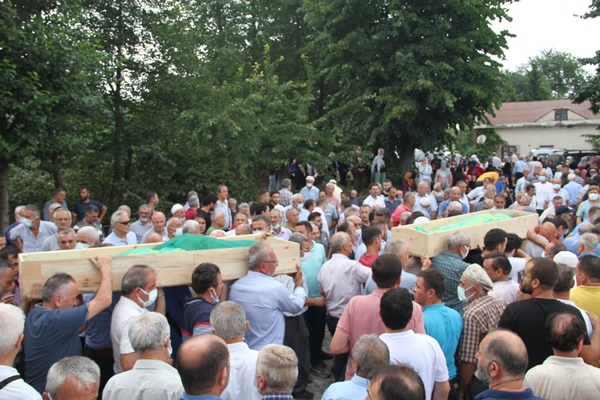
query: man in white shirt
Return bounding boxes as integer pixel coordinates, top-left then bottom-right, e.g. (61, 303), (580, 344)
(210, 301), (261, 400)
(483, 252), (520, 304)
(413, 181), (438, 219)
(379, 287), (450, 400)
(533, 171), (553, 214)
(362, 183), (386, 209)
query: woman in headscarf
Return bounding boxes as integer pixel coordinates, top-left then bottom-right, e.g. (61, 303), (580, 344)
(402, 171), (415, 193)
(435, 159), (452, 186)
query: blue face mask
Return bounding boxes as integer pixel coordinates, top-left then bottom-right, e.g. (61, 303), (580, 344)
(539, 176), (547, 183)
(457, 286), (474, 302)
(211, 288), (220, 304)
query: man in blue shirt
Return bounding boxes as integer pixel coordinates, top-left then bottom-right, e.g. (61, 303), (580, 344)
(229, 243), (306, 350)
(413, 269), (463, 399)
(24, 255), (113, 393)
(322, 334), (389, 400)
(176, 334), (230, 400)
(300, 176), (320, 201)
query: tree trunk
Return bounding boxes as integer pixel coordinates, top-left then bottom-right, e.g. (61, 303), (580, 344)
(398, 146), (415, 176)
(0, 158), (9, 230)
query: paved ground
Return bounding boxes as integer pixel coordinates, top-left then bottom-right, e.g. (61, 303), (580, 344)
(304, 331), (335, 399)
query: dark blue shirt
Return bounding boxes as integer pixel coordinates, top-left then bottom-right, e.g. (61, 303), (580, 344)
(475, 388), (545, 400)
(181, 296), (215, 340)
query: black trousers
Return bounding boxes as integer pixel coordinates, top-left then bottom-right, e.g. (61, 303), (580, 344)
(84, 346), (114, 398)
(303, 305), (327, 366)
(326, 314), (348, 382)
(284, 314), (310, 394)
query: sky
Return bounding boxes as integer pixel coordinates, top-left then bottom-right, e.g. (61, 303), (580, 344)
(491, 0), (600, 71)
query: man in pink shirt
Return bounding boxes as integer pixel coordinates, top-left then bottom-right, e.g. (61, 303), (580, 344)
(392, 192), (415, 226)
(330, 253), (425, 381)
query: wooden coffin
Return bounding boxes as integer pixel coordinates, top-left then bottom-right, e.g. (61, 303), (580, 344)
(19, 235), (299, 296)
(391, 210), (538, 258)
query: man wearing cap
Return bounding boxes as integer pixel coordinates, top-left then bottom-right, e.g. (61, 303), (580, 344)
(457, 264), (507, 399)
(301, 176), (320, 201)
(171, 204), (185, 220)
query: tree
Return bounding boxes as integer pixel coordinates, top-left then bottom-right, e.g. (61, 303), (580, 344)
(302, 0), (513, 174)
(575, 1), (600, 113)
(523, 63), (553, 101)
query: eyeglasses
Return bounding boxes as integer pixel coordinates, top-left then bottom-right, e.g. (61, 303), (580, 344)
(264, 259), (279, 265)
(116, 220), (131, 225)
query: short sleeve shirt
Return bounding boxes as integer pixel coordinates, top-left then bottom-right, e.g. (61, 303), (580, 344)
(181, 297), (215, 340)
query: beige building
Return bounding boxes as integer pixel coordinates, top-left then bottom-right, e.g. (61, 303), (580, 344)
(477, 100), (600, 156)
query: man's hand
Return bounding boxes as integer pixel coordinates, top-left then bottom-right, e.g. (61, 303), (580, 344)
(421, 256), (431, 270)
(90, 254), (112, 272)
(293, 264), (303, 288)
(1, 292), (15, 304)
(23, 282), (43, 303)
(312, 297), (326, 307)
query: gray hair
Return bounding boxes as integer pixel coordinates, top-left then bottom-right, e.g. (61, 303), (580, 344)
(54, 208), (72, 222)
(166, 217), (181, 229)
(229, 198), (237, 205)
(331, 234), (349, 254)
(521, 195), (532, 204)
(121, 265), (154, 295)
(24, 204), (41, 218)
(252, 215), (271, 228)
(248, 243), (271, 270)
(447, 231), (470, 249)
(183, 220), (201, 234)
(239, 202), (250, 210)
(14, 205), (25, 216)
(579, 223), (595, 234)
(481, 330), (528, 381)
(384, 239), (409, 256)
(291, 193), (303, 203)
(286, 207), (298, 219)
(282, 179), (292, 188)
(289, 232), (308, 247)
(400, 212), (411, 223)
(344, 208), (358, 218)
(111, 210), (128, 226)
(118, 205), (131, 216)
(188, 196), (200, 207)
(257, 344), (298, 391)
(138, 204), (151, 213)
(374, 207), (391, 221)
(351, 334), (390, 377)
(211, 209), (224, 222)
(42, 273), (76, 303)
(57, 228), (76, 238)
(45, 356), (100, 397)
(270, 209), (282, 219)
(580, 233), (599, 252)
(235, 224), (252, 235)
(568, 173), (576, 181)
(129, 312), (170, 353)
(0, 303), (25, 355)
(210, 301), (246, 340)
(77, 226), (99, 244)
(448, 201), (463, 212)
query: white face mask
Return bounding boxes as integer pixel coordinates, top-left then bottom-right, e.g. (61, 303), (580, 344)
(76, 242), (90, 249)
(300, 251), (311, 262)
(460, 246), (469, 260)
(307, 183), (313, 188)
(553, 184), (561, 191)
(539, 176), (547, 182)
(457, 286), (473, 302)
(355, 229), (362, 241)
(138, 287), (158, 308)
(590, 193), (599, 201)
(272, 224), (280, 230)
(211, 288), (220, 304)
(174, 227), (183, 236)
(253, 230), (266, 235)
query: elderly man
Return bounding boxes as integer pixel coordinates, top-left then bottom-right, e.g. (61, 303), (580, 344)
(10, 205), (57, 253)
(43, 357), (100, 400)
(431, 231), (471, 315)
(412, 269), (463, 398)
(331, 254), (424, 382)
(279, 178), (294, 207)
(255, 344), (298, 399)
(73, 205), (103, 235)
(141, 212), (168, 243)
(166, 217), (183, 239)
(391, 192), (415, 226)
(576, 233), (599, 258)
(523, 222), (556, 258)
(103, 313), (183, 400)
(318, 232), (372, 380)
(206, 210), (226, 236)
(229, 243), (306, 350)
(181, 220), (201, 235)
(284, 208), (300, 231)
(366, 364), (426, 400)
(103, 211), (137, 245)
(0, 303), (41, 399)
(42, 188), (69, 221)
(564, 173), (582, 207)
(129, 205), (153, 243)
(499, 257), (597, 370)
(322, 335), (390, 400)
(439, 187), (469, 217)
(55, 229), (77, 251)
(270, 209), (292, 240)
(379, 288), (450, 400)
(111, 265), (166, 373)
(474, 330), (543, 400)
(524, 312), (600, 399)
(570, 255), (600, 317)
(176, 335), (230, 399)
(413, 181), (438, 219)
(300, 176), (320, 201)
(577, 184), (600, 224)
(41, 209), (73, 251)
(210, 301), (262, 400)
(457, 264), (508, 399)
(24, 255), (112, 393)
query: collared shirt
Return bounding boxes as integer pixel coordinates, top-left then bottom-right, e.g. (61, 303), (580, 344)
(215, 200), (232, 230)
(262, 393), (294, 400)
(279, 188), (293, 207)
(474, 388), (543, 400)
(413, 193), (438, 215)
(431, 251), (470, 315)
(513, 160), (528, 174)
(229, 271), (306, 350)
(130, 219), (153, 243)
(271, 226), (292, 240)
(103, 231), (138, 246)
(141, 226), (169, 243)
(301, 242), (327, 298)
(564, 181), (582, 206)
(385, 197), (402, 213)
(10, 221), (57, 253)
(322, 374), (369, 400)
(318, 254), (372, 318)
(111, 296), (147, 373)
(422, 303), (463, 380)
(300, 185), (320, 201)
(489, 279), (520, 304)
(222, 342), (261, 400)
(103, 359), (183, 400)
(83, 292), (121, 350)
(41, 234), (60, 251)
(459, 295), (507, 364)
(274, 274), (309, 317)
(570, 284), (600, 318)
(337, 288), (425, 380)
(0, 365), (42, 400)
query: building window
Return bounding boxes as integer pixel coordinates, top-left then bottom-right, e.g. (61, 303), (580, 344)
(555, 109), (568, 121)
(501, 146), (517, 159)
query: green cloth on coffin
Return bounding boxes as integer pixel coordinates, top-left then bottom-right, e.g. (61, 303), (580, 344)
(412, 213), (512, 234)
(119, 234), (257, 255)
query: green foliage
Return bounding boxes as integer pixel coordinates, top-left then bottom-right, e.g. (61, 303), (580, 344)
(454, 128), (507, 162)
(524, 64), (553, 101)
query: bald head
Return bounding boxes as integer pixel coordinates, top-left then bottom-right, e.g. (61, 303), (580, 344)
(478, 329), (528, 381)
(176, 334), (229, 396)
(539, 222), (557, 241)
(145, 232), (163, 243)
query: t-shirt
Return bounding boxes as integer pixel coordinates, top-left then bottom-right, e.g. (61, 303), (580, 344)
(570, 285), (600, 318)
(181, 297), (215, 340)
(72, 200), (104, 222)
(358, 253), (378, 268)
(197, 209), (212, 230)
(24, 304), (88, 393)
(380, 331), (448, 400)
(498, 298), (590, 370)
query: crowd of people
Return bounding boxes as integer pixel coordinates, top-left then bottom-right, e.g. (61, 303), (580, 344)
(2, 150), (600, 400)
